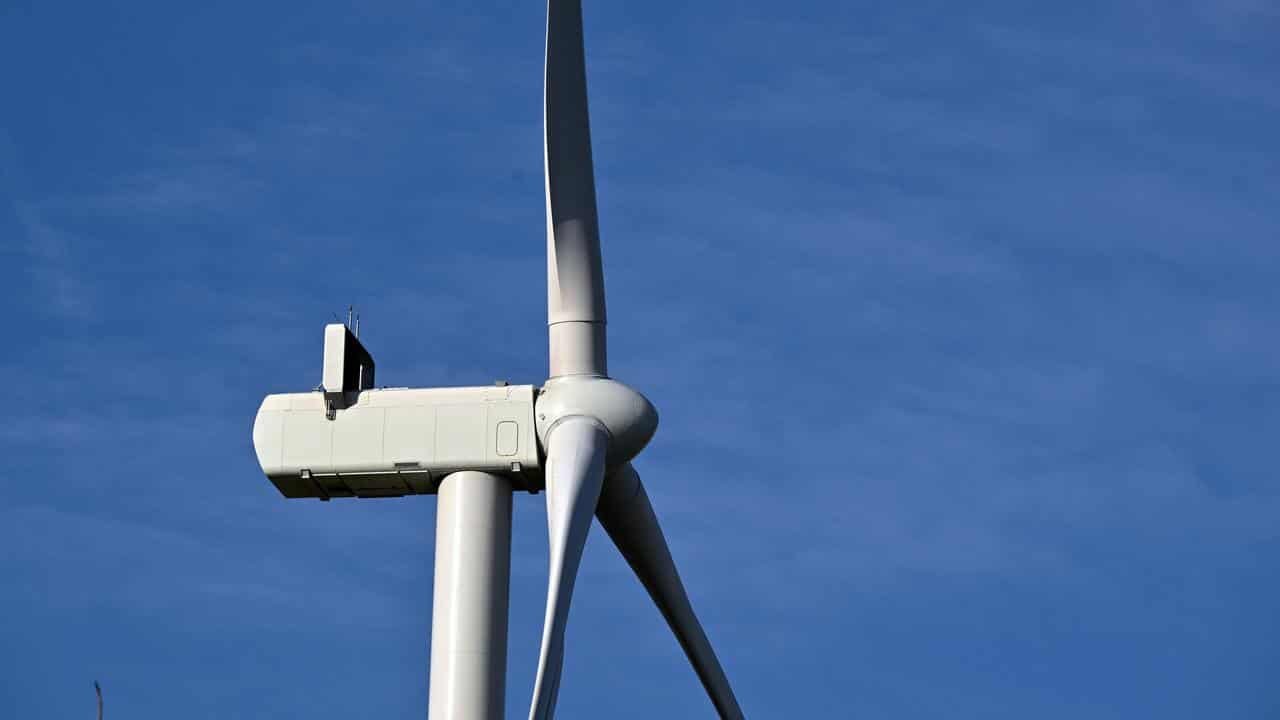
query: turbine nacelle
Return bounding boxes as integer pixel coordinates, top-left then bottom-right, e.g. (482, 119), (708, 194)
(252, 382), (543, 499)
(249, 325), (654, 500)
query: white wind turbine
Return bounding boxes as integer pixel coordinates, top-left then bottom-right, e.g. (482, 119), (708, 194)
(251, 1), (745, 718)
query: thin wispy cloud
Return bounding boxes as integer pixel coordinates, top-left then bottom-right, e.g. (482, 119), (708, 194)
(3, 1), (1277, 718)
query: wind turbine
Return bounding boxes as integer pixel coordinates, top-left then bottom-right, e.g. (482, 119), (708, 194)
(250, 1), (745, 718)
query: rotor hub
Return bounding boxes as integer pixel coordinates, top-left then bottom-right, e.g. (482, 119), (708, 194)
(535, 376), (658, 466)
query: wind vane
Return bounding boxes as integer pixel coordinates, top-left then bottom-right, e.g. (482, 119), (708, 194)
(250, 2), (744, 718)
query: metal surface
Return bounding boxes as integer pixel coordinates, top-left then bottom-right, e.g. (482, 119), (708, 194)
(534, 376), (657, 466)
(253, 385), (540, 498)
(429, 472), (513, 720)
(322, 323), (376, 407)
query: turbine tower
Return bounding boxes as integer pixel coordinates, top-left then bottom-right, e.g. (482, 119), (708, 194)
(251, 1), (745, 718)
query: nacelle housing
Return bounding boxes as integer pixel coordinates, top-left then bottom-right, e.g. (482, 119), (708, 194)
(253, 384), (541, 499)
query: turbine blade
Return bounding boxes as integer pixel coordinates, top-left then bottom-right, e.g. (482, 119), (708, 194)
(545, 0), (606, 377)
(529, 417), (610, 720)
(596, 463), (746, 720)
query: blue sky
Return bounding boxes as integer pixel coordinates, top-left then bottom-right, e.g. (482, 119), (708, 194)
(2, 0), (1278, 717)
